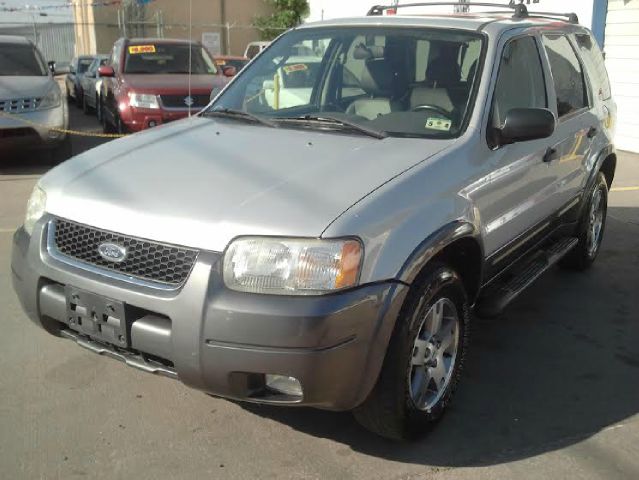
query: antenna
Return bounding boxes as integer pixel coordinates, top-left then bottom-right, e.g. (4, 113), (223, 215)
(188, 0), (193, 119)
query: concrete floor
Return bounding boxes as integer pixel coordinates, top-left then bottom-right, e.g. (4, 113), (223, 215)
(1, 107), (638, 479)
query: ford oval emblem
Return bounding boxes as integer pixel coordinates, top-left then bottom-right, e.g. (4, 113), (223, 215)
(98, 242), (127, 263)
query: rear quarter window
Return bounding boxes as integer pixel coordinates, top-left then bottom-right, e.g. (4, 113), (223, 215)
(574, 33), (611, 100)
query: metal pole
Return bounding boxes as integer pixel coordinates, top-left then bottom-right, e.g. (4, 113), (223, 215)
(225, 22), (231, 55)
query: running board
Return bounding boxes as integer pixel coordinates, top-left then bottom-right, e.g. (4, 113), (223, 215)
(476, 237), (578, 317)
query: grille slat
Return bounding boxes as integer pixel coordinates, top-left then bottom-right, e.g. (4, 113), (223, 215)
(0, 97), (41, 113)
(159, 94), (209, 109)
(52, 219), (198, 287)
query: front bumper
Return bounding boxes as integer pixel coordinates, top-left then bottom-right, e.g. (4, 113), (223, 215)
(0, 102), (69, 149)
(11, 218), (408, 410)
(122, 107), (199, 132)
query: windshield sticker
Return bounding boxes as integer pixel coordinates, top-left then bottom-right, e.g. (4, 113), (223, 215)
(128, 45), (156, 54)
(425, 117), (452, 132)
(282, 63), (308, 74)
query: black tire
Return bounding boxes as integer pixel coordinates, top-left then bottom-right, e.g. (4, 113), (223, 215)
(75, 88), (83, 108)
(96, 95), (102, 122)
(115, 113), (127, 135)
(49, 136), (72, 164)
(560, 172), (608, 270)
(102, 105), (115, 134)
(82, 94), (91, 115)
(354, 262), (470, 440)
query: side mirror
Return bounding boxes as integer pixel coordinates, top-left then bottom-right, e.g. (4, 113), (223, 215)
(222, 65), (237, 77)
(47, 61), (56, 74)
(498, 108), (555, 145)
(98, 65), (115, 78)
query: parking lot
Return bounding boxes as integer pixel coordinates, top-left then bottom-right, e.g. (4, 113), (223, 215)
(1, 106), (639, 479)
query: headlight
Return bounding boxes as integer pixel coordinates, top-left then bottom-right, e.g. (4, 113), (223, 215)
(38, 85), (61, 110)
(24, 186), (47, 235)
(223, 237), (362, 295)
(129, 93), (160, 109)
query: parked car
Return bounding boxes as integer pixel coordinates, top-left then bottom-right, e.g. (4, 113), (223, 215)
(79, 55), (109, 117)
(0, 35), (70, 162)
(244, 41), (269, 59)
(12, 5), (617, 440)
(262, 56), (322, 109)
(214, 55), (249, 76)
(65, 55), (95, 107)
(98, 38), (231, 133)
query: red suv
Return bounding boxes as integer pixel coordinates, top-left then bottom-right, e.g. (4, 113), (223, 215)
(98, 38), (232, 133)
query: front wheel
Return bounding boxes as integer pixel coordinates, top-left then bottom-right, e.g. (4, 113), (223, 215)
(560, 172), (608, 270)
(354, 263), (470, 440)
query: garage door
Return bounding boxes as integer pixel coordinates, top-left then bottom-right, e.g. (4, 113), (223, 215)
(605, 0), (639, 153)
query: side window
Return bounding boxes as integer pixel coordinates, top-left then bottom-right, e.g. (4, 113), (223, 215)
(111, 42), (121, 70)
(574, 33), (611, 100)
(490, 36), (547, 131)
(542, 34), (589, 118)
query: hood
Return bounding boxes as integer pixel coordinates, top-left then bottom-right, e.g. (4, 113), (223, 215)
(122, 74), (227, 93)
(0, 76), (55, 99)
(42, 118), (454, 252)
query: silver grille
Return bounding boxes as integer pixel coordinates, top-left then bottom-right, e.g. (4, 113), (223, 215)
(48, 219), (199, 289)
(0, 97), (41, 113)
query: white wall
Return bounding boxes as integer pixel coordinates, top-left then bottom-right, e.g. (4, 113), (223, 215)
(308, 0), (595, 29)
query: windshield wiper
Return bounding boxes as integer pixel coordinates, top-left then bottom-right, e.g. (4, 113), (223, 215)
(278, 115), (387, 139)
(201, 108), (278, 128)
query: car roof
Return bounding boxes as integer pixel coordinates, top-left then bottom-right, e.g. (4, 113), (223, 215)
(299, 13), (586, 35)
(0, 35), (32, 45)
(126, 37), (199, 45)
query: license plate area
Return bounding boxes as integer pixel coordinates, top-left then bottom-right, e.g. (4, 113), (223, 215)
(65, 286), (128, 348)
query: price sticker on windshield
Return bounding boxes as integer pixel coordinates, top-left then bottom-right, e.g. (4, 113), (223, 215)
(282, 64), (308, 73)
(425, 117), (452, 132)
(128, 45), (157, 54)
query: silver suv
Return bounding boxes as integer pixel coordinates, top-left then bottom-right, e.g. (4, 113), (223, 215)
(0, 35), (71, 161)
(11, 3), (617, 439)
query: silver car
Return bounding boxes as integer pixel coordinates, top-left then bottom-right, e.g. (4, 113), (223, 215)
(0, 35), (70, 161)
(79, 55), (109, 117)
(11, 4), (616, 439)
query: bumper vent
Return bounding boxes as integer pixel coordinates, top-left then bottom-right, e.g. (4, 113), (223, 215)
(159, 94), (209, 109)
(0, 97), (41, 113)
(51, 219), (198, 287)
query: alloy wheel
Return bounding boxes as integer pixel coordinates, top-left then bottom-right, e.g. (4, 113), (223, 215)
(408, 297), (460, 411)
(586, 187), (605, 257)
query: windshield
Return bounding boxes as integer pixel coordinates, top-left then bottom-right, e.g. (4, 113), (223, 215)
(124, 43), (218, 75)
(0, 44), (47, 76)
(209, 27), (484, 138)
(78, 58), (94, 74)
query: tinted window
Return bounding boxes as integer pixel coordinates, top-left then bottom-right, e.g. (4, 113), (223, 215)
(78, 58), (93, 74)
(0, 44), (47, 76)
(247, 45), (260, 58)
(124, 44), (217, 74)
(490, 36), (547, 131)
(542, 35), (589, 117)
(575, 33), (611, 100)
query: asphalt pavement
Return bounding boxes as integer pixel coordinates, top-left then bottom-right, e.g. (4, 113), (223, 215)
(1, 105), (638, 480)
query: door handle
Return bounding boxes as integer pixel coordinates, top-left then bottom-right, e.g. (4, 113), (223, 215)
(543, 147), (558, 163)
(587, 126), (598, 139)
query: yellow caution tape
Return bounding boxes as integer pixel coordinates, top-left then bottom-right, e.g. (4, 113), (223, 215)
(0, 110), (127, 139)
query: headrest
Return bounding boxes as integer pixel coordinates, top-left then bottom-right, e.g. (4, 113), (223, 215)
(353, 44), (385, 60)
(360, 58), (395, 96)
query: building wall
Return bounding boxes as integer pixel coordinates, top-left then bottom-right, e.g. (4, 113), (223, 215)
(73, 0), (273, 57)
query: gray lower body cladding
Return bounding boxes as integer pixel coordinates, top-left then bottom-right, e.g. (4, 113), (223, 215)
(11, 220), (408, 411)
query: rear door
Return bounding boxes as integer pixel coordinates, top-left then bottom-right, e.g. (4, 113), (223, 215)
(538, 33), (598, 211)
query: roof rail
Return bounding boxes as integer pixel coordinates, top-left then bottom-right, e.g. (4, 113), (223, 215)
(366, 1), (579, 23)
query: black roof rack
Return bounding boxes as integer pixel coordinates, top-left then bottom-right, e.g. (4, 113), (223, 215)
(366, 1), (579, 24)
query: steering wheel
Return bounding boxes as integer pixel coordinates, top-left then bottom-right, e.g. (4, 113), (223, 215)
(412, 104), (451, 118)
